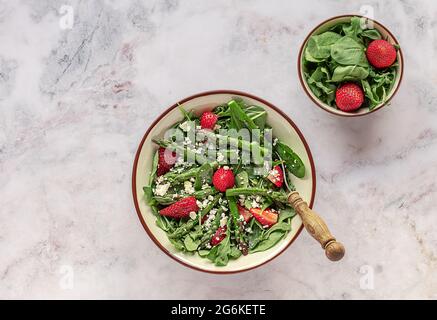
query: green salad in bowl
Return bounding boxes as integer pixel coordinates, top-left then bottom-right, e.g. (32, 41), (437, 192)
(300, 15), (403, 115)
(143, 98), (306, 267)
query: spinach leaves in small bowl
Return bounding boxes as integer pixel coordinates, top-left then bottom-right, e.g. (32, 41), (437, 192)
(302, 16), (399, 111)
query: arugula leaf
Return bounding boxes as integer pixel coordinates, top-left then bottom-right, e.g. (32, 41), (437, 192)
(342, 16), (362, 39)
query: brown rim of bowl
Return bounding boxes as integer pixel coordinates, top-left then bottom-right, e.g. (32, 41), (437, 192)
(132, 90), (317, 274)
(298, 14), (404, 117)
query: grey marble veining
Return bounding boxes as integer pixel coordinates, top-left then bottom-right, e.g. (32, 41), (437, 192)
(0, 0), (436, 299)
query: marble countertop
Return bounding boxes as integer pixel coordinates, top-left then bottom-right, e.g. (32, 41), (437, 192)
(1, 0), (436, 299)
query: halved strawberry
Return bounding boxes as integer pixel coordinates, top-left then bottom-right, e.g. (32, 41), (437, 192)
(267, 165), (284, 187)
(210, 226), (227, 246)
(237, 205), (252, 223)
(157, 147), (177, 176)
(159, 197), (199, 219)
(250, 208), (278, 228)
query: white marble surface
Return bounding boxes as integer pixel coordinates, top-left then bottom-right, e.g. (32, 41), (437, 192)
(1, 0), (436, 299)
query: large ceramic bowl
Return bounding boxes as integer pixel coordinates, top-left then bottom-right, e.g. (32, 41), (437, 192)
(132, 90), (316, 273)
(298, 15), (404, 117)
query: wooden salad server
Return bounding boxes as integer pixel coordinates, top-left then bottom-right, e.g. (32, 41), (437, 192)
(287, 191), (345, 261)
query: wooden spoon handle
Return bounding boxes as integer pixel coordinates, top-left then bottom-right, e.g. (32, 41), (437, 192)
(288, 191), (345, 261)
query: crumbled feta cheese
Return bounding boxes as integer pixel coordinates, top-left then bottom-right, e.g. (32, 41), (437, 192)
(202, 183), (209, 190)
(208, 195), (214, 201)
(252, 200), (260, 208)
(190, 177), (195, 182)
(221, 206), (228, 212)
(220, 216), (228, 227)
(184, 181), (195, 194)
(154, 183), (170, 196)
(223, 166), (230, 170)
(179, 121), (191, 132)
(156, 176), (165, 184)
(183, 137), (192, 145)
(189, 211), (197, 220)
(206, 243), (212, 249)
(273, 138), (278, 146)
(217, 152), (225, 162)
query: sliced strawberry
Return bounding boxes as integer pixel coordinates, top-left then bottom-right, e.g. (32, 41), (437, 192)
(237, 204), (252, 223)
(210, 226), (227, 246)
(159, 197), (199, 219)
(212, 167), (235, 192)
(250, 208), (278, 228)
(267, 165), (284, 188)
(157, 147), (177, 176)
(200, 111), (218, 130)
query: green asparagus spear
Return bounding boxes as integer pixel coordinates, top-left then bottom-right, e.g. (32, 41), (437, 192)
(225, 188), (289, 204)
(155, 188), (219, 205)
(227, 196), (249, 255)
(168, 195), (221, 239)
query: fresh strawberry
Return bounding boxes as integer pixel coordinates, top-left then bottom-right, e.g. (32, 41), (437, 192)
(366, 39), (397, 69)
(159, 196), (199, 219)
(250, 208), (278, 228)
(267, 165), (284, 188)
(157, 147), (177, 176)
(200, 111), (218, 130)
(237, 205), (252, 223)
(335, 83), (364, 112)
(210, 226), (227, 246)
(212, 167), (235, 192)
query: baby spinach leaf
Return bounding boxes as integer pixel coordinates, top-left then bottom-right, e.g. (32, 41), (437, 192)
(274, 142), (305, 178)
(306, 32), (342, 60)
(304, 49), (325, 63)
(331, 36), (368, 67)
(250, 230), (286, 253)
(331, 65), (369, 82)
(184, 235), (200, 252)
(263, 222), (291, 239)
(198, 249), (210, 257)
(361, 29), (381, 40)
(244, 105), (267, 130)
(278, 208), (296, 223)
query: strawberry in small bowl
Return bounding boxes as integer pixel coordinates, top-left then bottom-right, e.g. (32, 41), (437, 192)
(298, 15), (403, 116)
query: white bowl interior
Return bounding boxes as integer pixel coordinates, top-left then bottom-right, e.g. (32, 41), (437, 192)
(299, 16), (403, 116)
(134, 92), (315, 272)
